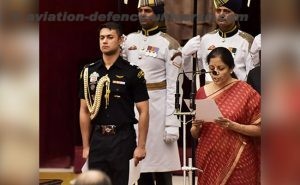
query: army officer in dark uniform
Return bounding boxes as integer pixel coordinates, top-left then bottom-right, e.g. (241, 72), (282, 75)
(79, 22), (149, 185)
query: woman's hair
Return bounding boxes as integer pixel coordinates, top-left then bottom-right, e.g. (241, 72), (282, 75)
(206, 47), (237, 78)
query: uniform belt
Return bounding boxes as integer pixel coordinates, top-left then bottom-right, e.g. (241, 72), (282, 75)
(96, 124), (132, 135)
(146, 80), (167, 91)
(101, 125), (116, 135)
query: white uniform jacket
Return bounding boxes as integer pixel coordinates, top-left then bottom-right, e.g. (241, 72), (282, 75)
(123, 29), (182, 172)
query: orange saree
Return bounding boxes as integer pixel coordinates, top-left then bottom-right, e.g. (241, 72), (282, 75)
(195, 81), (261, 185)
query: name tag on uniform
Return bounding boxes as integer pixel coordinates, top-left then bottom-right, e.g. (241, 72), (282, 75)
(112, 80), (126, 85)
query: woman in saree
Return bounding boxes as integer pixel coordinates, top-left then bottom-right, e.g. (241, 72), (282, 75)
(191, 47), (261, 185)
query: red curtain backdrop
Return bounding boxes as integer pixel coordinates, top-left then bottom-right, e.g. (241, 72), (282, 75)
(39, 0), (139, 168)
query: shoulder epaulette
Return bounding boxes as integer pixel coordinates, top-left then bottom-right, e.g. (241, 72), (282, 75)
(88, 60), (101, 67)
(80, 61), (99, 79)
(238, 31), (254, 50)
(80, 66), (87, 79)
(159, 32), (180, 50)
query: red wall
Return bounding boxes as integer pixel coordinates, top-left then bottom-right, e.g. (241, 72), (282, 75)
(40, 0), (139, 167)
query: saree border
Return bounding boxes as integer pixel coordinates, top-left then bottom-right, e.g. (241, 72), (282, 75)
(207, 81), (239, 100)
(220, 140), (247, 185)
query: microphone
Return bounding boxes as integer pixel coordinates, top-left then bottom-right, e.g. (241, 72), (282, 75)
(192, 70), (218, 77)
(211, 70), (219, 75)
(181, 70), (218, 77)
(175, 69), (218, 112)
(190, 69), (218, 109)
(199, 69), (206, 88)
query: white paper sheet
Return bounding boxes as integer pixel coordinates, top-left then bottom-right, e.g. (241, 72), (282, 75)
(183, 99), (191, 108)
(81, 159), (88, 172)
(195, 99), (223, 122)
(128, 158), (141, 185)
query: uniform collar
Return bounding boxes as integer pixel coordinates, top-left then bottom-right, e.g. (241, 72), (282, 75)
(99, 56), (125, 69)
(218, 25), (238, 38)
(141, 26), (160, 36)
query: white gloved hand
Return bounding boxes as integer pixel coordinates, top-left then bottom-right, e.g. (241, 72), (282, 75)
(250, 34), (261, 66)
(120, 34), (128, 58)
(181, 35), (201, 56)
(120, 34), (127, 49)
(163, 126), (179, 144)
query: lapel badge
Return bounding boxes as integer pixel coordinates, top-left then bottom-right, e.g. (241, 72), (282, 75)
(128, 45), (137, 50)
(208, 45), (216, 50)
(90, 72), (99, 83)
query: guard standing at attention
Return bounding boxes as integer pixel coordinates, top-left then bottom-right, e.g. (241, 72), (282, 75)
(79, 22), (149, 185)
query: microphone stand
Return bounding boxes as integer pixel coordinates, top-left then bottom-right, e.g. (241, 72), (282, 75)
(175, 71), (207, 185)
(191, 0), (198, 181)
(174, 110), (199, 185)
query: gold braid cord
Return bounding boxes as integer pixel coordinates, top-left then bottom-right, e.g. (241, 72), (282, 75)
(83, 68), (111, 119)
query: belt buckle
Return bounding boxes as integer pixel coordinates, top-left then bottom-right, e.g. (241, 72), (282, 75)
(101, 125), (116, 135)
